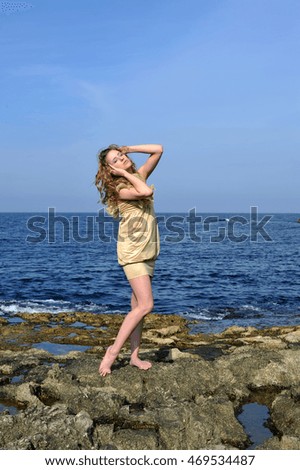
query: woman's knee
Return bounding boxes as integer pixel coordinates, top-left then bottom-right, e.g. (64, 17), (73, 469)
(139, 301), (154, 317)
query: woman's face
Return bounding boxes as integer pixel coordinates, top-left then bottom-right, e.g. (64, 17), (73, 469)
(106, 149), (133, 172)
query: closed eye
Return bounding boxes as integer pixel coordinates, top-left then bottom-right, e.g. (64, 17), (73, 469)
(113, 153), (122, 163)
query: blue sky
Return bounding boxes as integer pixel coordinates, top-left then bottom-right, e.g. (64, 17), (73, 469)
(1, 0), (299, 213)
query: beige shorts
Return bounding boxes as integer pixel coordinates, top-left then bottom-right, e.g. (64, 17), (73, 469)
(123, 260), (155, 280)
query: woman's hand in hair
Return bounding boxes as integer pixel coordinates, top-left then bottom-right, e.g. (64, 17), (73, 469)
(118, 146), (130, 154)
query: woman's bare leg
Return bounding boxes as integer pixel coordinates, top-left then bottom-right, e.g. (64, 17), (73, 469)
(129, 281), (152, 370)
(99, 274), (153, 376)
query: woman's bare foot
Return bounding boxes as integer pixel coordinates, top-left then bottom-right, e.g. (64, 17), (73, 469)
(130, 357), (152, 370)
(99, 347), (118, 377)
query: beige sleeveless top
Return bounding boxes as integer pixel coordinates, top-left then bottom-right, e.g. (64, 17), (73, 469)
(116, 172), (160, 266)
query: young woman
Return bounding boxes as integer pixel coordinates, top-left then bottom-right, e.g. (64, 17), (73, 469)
(95, 144), (163, 376)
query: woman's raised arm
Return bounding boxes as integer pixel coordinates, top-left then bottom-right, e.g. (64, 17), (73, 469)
(119, 144), (163, 180)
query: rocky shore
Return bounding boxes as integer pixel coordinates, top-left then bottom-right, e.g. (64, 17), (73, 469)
(0, 311), (300, 450)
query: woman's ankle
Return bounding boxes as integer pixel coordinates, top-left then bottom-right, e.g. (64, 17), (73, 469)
(108, 345), (119, 356)
(130, 352), (139, 361)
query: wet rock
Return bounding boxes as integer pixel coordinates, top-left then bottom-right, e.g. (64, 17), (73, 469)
(271, 389), (300, 438)
(156, 399), (247, 450)
(258, 435), (300, 450)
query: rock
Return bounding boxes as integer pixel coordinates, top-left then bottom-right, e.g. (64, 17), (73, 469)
(75, 410), (93, 435)
(258, 435), (300, 450)
(112, 429), (159, 450)
(283, 330), (300, 344)
(0, 365), (14, 374)
(156, 325), (182, 337)
(218, 326), (249, 337)
(239, 337), (286, 349)
(93, 423), (114, 448)
(156, 399), (247, 450)
(0, 313), (300, 450)
(145, 336), (175, 346)
(165, 348), (196, 361)
(271, 390), (300, 438)
(251, 350), (300, 389)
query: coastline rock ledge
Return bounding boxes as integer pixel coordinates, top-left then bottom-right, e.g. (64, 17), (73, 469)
(0, 312), (300, 450)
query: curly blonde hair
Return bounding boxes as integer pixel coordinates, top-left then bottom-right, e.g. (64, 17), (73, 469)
(95, 144), (137, 218)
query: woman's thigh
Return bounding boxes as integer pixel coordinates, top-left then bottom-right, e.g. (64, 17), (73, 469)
(129, 275), (153, 307)
(131, 275), (152, 306)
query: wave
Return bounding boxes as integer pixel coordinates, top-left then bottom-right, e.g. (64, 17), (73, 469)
(183, 307), (227, 321)
(0, 299), (114, 316)
(241, 304), (261, 311)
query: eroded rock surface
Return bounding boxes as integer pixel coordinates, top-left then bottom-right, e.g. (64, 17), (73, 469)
(0, 312), (300, 449)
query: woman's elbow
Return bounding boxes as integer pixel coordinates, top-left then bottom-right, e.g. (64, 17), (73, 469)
(141, 188), (153, 197)
(145, 188), (154, 197)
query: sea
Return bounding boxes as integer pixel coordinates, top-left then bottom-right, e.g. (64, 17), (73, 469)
(0, 210), (299, 334)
